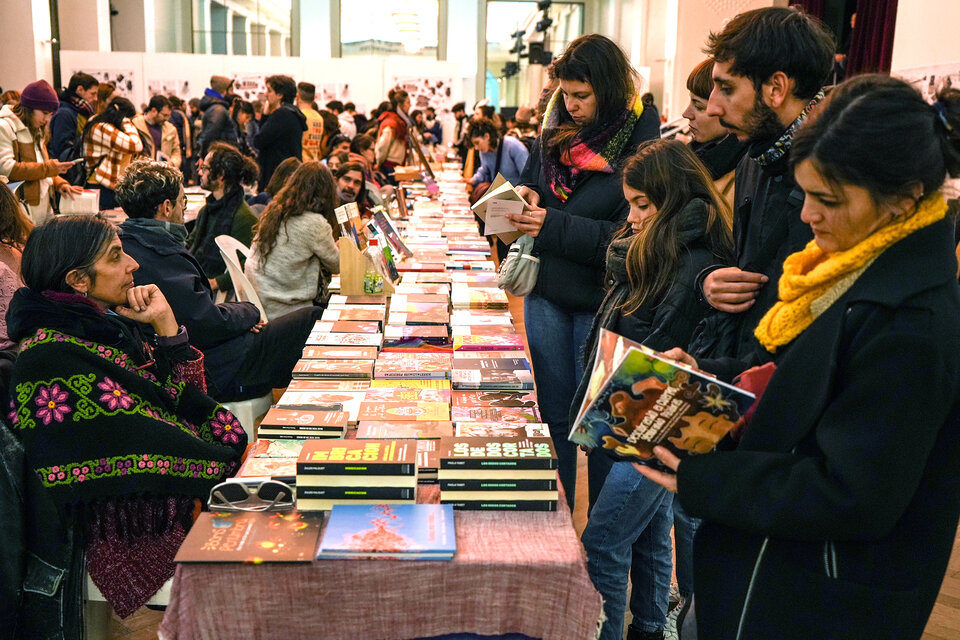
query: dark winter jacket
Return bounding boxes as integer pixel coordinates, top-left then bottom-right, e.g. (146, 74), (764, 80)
(518, 106), (660, 312)
(120, 219), (261, 396)
(253, 104), (307, 191)
(679, 218), (960, 639)
(47, 95), (90, 161)
(186, 189), (257, 292)
(196, 92), (237, 157)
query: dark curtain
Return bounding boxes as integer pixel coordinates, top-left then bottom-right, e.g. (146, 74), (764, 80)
(793, 0), (826, 20)
(846, 0), (899, 75)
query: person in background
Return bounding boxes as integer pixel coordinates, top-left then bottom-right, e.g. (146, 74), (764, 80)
(375, 89), (412, 182)
(167, 95), (193, 175)
(0, 91), (21, 107)
(574, 139), (733, 640)
(47, 71), (98, 161)
(505, 34), (661, 508)
(334, 161), (370, 215)
(349, 133), (385, 188)
(0, 184), (32, 350)
(297, 82), (325, 162)
(423, 106), (443, 145)
(8, 215), (246, 636)
(245, 161), (340, 318)
(94, 82), (115, 116)
(82, 96), (144, 210)
(339, 101), (359, 138)
(196, 75), (237, 158)
(189, 142), (259, 293)
(0, 80), (80, 223)
(248, 156), (300, 207)
(327, 133), (351, 157)
(318, 110), (341, 159)
(254, 75), (306, 192)
(639, 76), (960, 640)
(681, 59), (746, 214)
(452, 101), (469, 160)
(132, 94), (181, 168)
(467, 117), (529, 189)
(230, 99), (256, 158)
(326, 149), (349, 173)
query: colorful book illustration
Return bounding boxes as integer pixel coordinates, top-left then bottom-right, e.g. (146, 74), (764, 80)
(451, 358), (533, 390)
(369, 379), (451, 390)
(297, 439), (417, 476)
(286, 379), (371, 392)
(319, 308), (386, 323)
(357, 401), (451, 422)
(274, 391), (367, 424)
(356, 421), (455, 439)
(453, 334), (525, 351)
(302, 345), (380, 360)
(454, 422), (549, 438)
(234, 456), (298, 483)
(317, 504), (456, 560)
(306, 332), (383, 348)
(570, 329), (756, 463)
(450, 404), (542, 424)
(175, 511), (322, 563)
(437, 436), (557, 471)
(292, 359), (374, 379)
(312, 320), (383, 334)
(363, 385), (450, 403)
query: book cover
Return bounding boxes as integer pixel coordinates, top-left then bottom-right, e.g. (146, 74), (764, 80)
(274, 391), (366, 424)
(312, 320), (383, 334)
(234, 457), (298, 482)
(357, 421), (455, 439)
(440, 499), (557, 512)
(439, 477), (556, 491)
(286, 379), (371, 392)
(357, 401), (451, 422)
(257, 427), (345, 440)
(438, 437), (558, 470)
(450, 404), (542, 424)
(175, 511), (322, 563)
(386, 310), (451, 327)
(451, 367), (534, 390)
(470, 174), (527, 244)
(374, 353), (452, 379)
(383, 325), (450, 347)
(393, 284), (451, 296)
(246, 438), (307, 458)
(260, 408), (349, 431)
(328, 294), (389, 306)
(297, 439), (417, 476)
(452, 390), (538, 408)
(417, 439), (439, 477)
(317, 504), (455, 560)
(319, 308), (386, 323)
(390, 293), (449, 306)
(396, 262), (446, 273)
(453, 349), (526, 360)
(306, 332), (383, 348)
(451, 325), (518, 336)
(296, 485), (416, 500)
(363, 385), (450, 403)
(453, 334), (525, 351)
(369, 379), (451, 390)
(570, 337), (755, 463)
(292, 359), (374, 380)
(302, 345), (380, 360)
(454, 422), (549, 438)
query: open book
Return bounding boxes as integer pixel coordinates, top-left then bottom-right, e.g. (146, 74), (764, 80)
(569, 329), (756, 464)
(470, 173), (529, 244)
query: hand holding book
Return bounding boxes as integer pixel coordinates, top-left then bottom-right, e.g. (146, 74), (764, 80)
(634, 446), (680, 493)
(505, 206), (548, 238)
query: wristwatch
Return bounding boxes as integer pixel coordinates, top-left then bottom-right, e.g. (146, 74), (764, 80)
(153, 325), (189, 349)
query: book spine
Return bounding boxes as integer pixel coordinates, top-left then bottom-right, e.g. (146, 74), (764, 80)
(440, 499), (557, 511)
(296, 462), (415, 475)
(439, 458), (558, 470)
(296, 486), (415, 500)
(438, 478), (557, 491)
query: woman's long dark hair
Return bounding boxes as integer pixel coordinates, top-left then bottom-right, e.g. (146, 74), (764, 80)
(542, 34), (637, 161)
(254, 161), (339, 262)
(21, 215), (115, 293)
(619, 139), (733, 312)
(0, 183), (34, 248)
(82, 96), (136, 144)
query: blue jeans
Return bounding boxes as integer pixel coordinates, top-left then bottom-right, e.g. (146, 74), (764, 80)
(582, 462), (673, 640)
(672, 494), (701, 599)
(523, 292), (594, 509)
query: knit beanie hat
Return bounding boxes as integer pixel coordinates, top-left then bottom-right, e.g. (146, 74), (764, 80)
(209, 75), (234, 96)
(20, 80), (60, 113)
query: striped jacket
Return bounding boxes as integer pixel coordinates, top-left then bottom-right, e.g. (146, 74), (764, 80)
(84, 119), (144, 190)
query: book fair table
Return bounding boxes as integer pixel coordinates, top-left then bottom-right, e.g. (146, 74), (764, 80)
(158, 485), (602, 640)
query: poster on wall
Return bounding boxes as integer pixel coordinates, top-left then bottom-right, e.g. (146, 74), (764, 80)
(391, 76), (455, 114)
(232, 74), (266, 103)
(77, 69), (136, 99)
(320, 83), (352, 106)
(896, 62), (960, 103)
(147, 79), (192, 100)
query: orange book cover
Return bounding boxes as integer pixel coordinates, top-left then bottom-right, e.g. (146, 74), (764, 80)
(175, 511), (322, 563)
(312, 320), (383, 334)
(357, 401), (451, 422)
(292, 359), (374, 379)
(356, 421), (455, 439)
(297, 439), (416, 475)
(319, 308), (386, 323)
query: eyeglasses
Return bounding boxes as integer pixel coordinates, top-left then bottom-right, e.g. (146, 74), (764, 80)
(208, 480), (295, 512)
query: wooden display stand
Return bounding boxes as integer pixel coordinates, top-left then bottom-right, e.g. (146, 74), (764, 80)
(338, 238), (395, 296)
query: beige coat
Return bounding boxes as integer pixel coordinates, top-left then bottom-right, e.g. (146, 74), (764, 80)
(132, 114), (181, 168)
(0, 105), (66, 224)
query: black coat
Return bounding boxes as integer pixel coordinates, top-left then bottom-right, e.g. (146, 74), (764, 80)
(678, 218), (960, 639)
(254, 104), (307, 191)
(119, 221), (260, 395)
(196, 94), (237, 157)
(518, 107), (660, 312)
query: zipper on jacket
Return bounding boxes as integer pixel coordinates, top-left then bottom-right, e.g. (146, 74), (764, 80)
(823, 540), (839, 579)
(736, 536), (769, 640)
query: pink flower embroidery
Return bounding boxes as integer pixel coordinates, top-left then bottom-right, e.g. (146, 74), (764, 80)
(35, 384), (71, 425)
(210, 410), (244, 445)
(97, 378), (134, 411)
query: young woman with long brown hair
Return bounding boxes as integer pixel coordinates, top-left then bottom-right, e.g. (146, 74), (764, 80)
(244, 161), (340, 318)
(572, 138), (733, 640)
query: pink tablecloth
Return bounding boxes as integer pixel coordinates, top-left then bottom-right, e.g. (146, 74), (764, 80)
(158, 485), (602, 640)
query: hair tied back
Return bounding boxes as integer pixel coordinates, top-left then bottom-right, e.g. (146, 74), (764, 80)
(933, 100), (954, 133)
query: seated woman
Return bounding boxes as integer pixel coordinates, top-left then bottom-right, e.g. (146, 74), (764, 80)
(247, 155), (300, 207)
(639, 77), (960, 639)
(8, 216), (247, 634)
(245, 161), (341, 318)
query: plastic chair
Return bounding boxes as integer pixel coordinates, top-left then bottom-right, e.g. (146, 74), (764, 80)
(214, 235), (267, 321)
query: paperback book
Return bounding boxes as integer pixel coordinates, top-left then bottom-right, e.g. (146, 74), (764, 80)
(319, 308), (386, 324)
(357, 421), (455, 439)
(316, 504), (455, 560)
(175, 511), (322, 563)
(356, 401), (451, 422)
(453, 334), (525, 352)
(292, 359), (374, 380)
(302, 345), (379, 360)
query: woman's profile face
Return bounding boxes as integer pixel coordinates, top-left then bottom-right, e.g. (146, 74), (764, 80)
(560, 79), (597, 126)
(795, 159), (893, 253)
(31, 109), (53, 129)
(237, 111), (250, 125)
(623, 183), (658, 232)
(76, 236), (139, 309)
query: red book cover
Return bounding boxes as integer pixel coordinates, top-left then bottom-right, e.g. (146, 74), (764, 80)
(312, 320), (383, 334)
(292, 359), (374, 379)
(301, 345), (380, 360)
(319, 308), (386, 323)
(453, 334), (526, 351)
(396, 261), (446, 272)
(357, 421), (455, 439)
(175, 510), (322, 563)
(387, 309), (450, 326)
(260, 407), (350, 430)
(286, 379), (371, 392)
(451, 325), (519, 336)
(328, 294), (390, 305)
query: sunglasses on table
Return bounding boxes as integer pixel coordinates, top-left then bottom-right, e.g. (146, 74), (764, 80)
(208, 480), (295, 512)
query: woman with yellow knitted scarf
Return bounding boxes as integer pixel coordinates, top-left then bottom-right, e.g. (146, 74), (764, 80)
(634, 76), (960, 639)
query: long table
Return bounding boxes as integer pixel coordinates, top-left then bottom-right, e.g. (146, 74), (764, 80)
(158, 486), (602, 640)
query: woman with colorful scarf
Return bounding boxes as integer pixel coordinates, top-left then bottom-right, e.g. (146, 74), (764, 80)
(638, 77), (960, 639)
(505, 34), (660, 507)
(8, 216), (247, 636)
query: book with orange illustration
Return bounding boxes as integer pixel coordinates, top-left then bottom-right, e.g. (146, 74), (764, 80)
(285, 379), (371, 392)
(306, 332), (383, 348)
(301, 345), (379, 360)
(312, 320), (382, 334)
(364, 385), (450, 403)
(292, 359), (374, 380)
(453, 334), (525, 351)
(357, 420), (454, 439)
(319, 308), (386, 323)
(316, 504), (455, 560)
(357, 401), (450, 422)
(176, 510), (322, 563)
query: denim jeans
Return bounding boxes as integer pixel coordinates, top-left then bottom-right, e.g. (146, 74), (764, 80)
(672, 494), (701, 599)
(582, 462), (673, 640)
(523, 292), (594, 509)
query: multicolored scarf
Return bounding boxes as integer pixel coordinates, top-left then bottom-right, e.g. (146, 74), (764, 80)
(753, 90), (824, 167)
(541, 90), (644, 202)
(754, 193), (948, 352)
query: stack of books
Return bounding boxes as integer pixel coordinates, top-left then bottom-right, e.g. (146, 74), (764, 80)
(451, 285), (509, 310)
(296, 439), (418, 511)
(451, 388), (543, 425)
(233, 438), (306, 485)
(257, 407), (349, 440)
(451, 356), (534, 390)
(438, 436), (559, 510)
(374, 352), (452, 380)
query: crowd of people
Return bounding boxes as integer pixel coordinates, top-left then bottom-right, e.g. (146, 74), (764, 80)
(2, 5), (960, 640)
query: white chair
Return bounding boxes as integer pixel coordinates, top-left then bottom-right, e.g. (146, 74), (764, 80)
(214, 234), (267, 321)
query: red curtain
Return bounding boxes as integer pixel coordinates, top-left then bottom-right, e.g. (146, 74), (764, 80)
(792, 0), (826, 20)
(846, 0), (899, 75)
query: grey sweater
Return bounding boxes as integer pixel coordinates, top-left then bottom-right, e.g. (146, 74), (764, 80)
(245, 212), (340, 319)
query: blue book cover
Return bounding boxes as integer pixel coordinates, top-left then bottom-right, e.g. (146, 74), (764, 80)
(569, 334), (755, 464)
(317, 503), (456, 560)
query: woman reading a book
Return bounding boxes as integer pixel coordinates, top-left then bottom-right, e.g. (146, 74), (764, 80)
(572, 138), (733, 640)
(245, 161), (341, 319)
(7, 215), (247, 636)
(504, 34), (661, 507)
(637, 77), (960, 639)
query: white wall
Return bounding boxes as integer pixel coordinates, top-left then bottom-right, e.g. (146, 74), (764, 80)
(0, 0), (54, 94)
(891, 0), (960, 72)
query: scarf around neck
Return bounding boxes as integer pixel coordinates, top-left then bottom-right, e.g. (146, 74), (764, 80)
(753, 90), (825, 168)
(754, 193), (948, 353)
(123, 216), (189, 246)
(541, 90), (644, 202)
